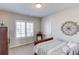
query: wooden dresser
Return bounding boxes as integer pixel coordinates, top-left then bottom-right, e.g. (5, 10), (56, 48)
(0, 27), (8, 55)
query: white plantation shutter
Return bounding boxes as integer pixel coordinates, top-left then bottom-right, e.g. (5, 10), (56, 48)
(16, 21), (34, 38)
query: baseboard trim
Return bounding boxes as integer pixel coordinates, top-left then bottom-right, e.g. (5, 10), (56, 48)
(10, 42), (34, 49)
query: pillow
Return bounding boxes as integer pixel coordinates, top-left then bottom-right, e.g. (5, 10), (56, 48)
(62, 41), (77, 54)
(62, 45), (70, 54)
(67, 41), (77, 48)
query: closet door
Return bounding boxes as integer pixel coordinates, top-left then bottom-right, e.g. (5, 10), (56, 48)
(0, 27), (8, 55)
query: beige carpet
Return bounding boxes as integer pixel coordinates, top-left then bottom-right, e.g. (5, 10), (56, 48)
(9, 43), (34, 55)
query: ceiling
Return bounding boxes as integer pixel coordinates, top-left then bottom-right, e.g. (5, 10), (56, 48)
(0, 3), (78, 17)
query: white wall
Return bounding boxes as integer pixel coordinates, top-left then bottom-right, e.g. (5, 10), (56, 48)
(41, 16), (52, 39)
(0, 11), (41, 48)
(41, 6), (79, 43)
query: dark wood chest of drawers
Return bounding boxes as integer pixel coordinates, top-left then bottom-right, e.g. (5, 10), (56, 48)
(0, 27), (8, 55)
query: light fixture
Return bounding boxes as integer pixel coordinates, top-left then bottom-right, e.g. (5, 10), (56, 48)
(35, 3), (42, 8)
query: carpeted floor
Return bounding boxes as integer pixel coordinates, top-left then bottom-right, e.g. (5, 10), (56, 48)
(9, 43), (34, 55)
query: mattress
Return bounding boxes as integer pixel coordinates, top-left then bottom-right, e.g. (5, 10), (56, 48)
(33, 39), (66, 55)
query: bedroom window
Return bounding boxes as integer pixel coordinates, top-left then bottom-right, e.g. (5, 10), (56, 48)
(26, 22), (34, 37)
(16, 22), (25, 38)
(16, 21), (34, 38)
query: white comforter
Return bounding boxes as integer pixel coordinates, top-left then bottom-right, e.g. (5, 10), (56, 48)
(33, 39), (66, 55)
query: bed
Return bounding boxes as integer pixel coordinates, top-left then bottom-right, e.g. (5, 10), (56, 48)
(33, 38), (67, 55)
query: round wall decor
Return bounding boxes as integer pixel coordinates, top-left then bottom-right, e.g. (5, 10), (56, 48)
(61, 21), (79, 36)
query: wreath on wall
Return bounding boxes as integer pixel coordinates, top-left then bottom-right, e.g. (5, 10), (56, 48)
(61, 21), (79, 36)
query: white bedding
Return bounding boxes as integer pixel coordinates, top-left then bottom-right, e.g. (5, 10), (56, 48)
(33, 39), (66, 55)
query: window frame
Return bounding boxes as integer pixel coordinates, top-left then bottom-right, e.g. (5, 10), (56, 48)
(16, 21), (26, 38)
(15, 20), (34, 39)
(26, 22), (34, 37)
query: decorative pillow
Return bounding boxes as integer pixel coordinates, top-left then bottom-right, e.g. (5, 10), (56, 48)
(62, 41), (78, 54)
(62, 45), (70, 54)
(67, 41), (77, 48)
